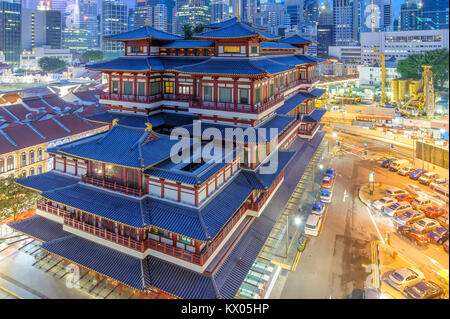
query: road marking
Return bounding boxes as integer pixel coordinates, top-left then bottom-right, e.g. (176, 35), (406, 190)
(343, 189), (348, 202)
(0, 285), (23, 299)
(270, 260), (291, 270)
(366, 207), (385, 244)
(263, 265), (281, 299)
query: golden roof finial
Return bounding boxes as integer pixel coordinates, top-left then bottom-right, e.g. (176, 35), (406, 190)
(112, 118), (119, 127)
(145, 19), (149, 26)
(145, 122), (152, 132)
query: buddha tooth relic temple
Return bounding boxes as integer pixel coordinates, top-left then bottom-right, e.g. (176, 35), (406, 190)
(9, 18), (327, 299)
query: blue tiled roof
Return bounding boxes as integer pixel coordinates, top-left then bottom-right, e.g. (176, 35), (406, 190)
(104, 26), (182, 41)
(301, 115), (316, 123)
(41, 235), (147, 290)
(161, 40), (214, 48)
(309, 108), (327, 122)
(255, 151), (295, 188)
(144, 256), (217, 298)
(194, 21), (279, 40)
(8, 215), (71, 242)
(279, 34), (312, 44)
(15, 171), (79, 193)
(310, 88), (326, 98)
(276, 91), (309, 115)
(258, 115), (296, 142)
(269, 54), (315, 66)
(175, 57), (293, 76)
(54, 125), (181, 168)
(261, 42), (297, 49)
(240, 170), (267, 190)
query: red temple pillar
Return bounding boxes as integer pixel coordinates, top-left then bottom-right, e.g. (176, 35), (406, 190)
(102, 163), (105, 181)
(233, 77), (238, 108)
(138, 170), (143, 191)
(160, 178), (164, 198)
(119, 73), (123, 97)
(134, 73), (138, 100)
(63, 157), (67, 173)
(194, 186), (199, 206)
(122, 167), (127, 187)
(195, 240), (201, 254)
(74, 160), (78, 176)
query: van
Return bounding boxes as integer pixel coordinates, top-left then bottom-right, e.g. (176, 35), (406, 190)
(433, 183), (449, 204)
(386, 187), (408, 197)
(418, 172), (439, 185)
(389, 159), (410, 172)
(305, 214), (322, 237)
(411, 197), (432, 210)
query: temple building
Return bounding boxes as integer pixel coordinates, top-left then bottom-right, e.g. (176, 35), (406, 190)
(10, 18), (327, 299)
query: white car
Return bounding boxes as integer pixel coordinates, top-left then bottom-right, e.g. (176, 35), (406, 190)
(383, 202), (412, 217)
(430, 178), (448, 190)
(386, 187), (408, 197)
(406, 184), (424, 196)
(412, 218), (440, 233)
(372, 197), (397, 211)
(320, 189), (332, 203)
(398, 166), (414, 176)
(387, 268), (425, 291)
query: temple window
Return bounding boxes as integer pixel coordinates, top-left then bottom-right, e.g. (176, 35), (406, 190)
(203, 86), (212, 101)
(250, 46), (258, 54)
(239, 89), (248, 104)
(130, 46), (144, 53)
(269, 83), (274, 97)
(138, 82), (145, 96)
(7, 156), (14, 171)
(21, 152), (26, 167)
(164, 81), (174, 94)
(151, 81), (160, 95)
(178, 85), (192, 95)
(38, 148), (43, 161)
(38, 165), (42, 174)
(219, 87), (232, 103)
(123, 82), (133, 95)
(255, 88), (261, 104)
(179, 236), (191, 245)
(112, 81), (119, 93)
(223, 46), (240, 53)
(29, 150), (35, 164)
(29, 167), (35, 176)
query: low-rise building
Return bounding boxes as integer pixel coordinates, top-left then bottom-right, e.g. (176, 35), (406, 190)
(359, 58), (400, 87)
(20, 46), (73, 71)
(328, 45), (361, 62)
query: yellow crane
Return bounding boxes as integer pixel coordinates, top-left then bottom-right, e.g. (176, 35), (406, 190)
(370, 47), (389, 107)
(401, 65), (436, 117)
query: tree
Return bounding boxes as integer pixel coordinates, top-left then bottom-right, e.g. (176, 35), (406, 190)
(38, 57), (66, 72)
(82, 50), (104, 62)
(183, 23), (205, 40)
(396, 49), (449, 89)
(0, 177), (39, 222)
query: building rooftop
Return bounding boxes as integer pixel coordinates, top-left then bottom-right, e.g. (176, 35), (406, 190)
(104, 25), (183, 42)
(193, 21), (279, 40)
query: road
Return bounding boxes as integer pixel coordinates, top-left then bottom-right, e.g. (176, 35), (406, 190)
(280, 131), (449, 299)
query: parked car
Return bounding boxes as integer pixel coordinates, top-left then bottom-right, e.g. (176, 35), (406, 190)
(428, 227), (449, 245)
(320, 189), (332, 203)
(386, 187), (408, 197)
(424, 205), (446, 218)
(409, 169), (427, 180)
(381, 158), (396, 168)
(412, 218), (440, 233)
(386, 268), (425, 291)
(394, 210), (425, 226)
(325, 168), (335, 178)
(397, 226), (429, 246)
(321, 175), (333, 189)
(403, 281), (444, 299)
(430, 178), (448, 190)
(311, 202), (325, 217)
(304, 214), (322, 237)
(389, 159), (410, 172)
(444, 240), (449, 253)
(436, 214), (449, 228)
(395, 194), (415, 204)
(398, 166), (414, 176)
(384, 202), (412, 217)
(406, 184), (424, 196)
(372, 197), (397, 211)
(411, 197), (432, 210)
(419, 172), (439, 185)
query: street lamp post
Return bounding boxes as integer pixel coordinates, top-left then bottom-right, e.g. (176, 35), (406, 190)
(285, 215), (289, 259)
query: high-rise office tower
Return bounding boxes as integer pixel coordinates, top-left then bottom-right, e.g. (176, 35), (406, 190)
(333, 0), (360, 46)
(21, 8), (47, 50)
(0, 0), (22, 65)
(285, 0), (304, 29)
(317, 0), (333, 57)
(45, 9), (62, 49)
(422, 0), (449, 30)
(134, 0), (174, 33)
(134, 0), (152, 28)
(50, 0), (67, 12)
(79, 0), (99, 49)
(175, 0), (211, 35)
(363, 0), (393, 32)
(400, 0), (423, 31)
(101, 0), (127, 55)
(211, 0), (228, 23)
(128, 8), (135, 30)
(303, 0), (318, 26)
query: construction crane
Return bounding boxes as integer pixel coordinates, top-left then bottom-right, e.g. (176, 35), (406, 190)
(370, 47), (390, 107)
(401, 65), (437, 117)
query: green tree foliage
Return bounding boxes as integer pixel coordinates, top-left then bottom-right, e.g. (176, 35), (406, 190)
(0, 177), (38, 222)
(38, 57), (67, 72)
(396, 49), (449, 89)
(183, 23), (205, 40)
(82, 50), (104, 62)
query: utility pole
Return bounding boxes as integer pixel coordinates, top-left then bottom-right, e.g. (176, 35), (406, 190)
(285, 215), (289, 259)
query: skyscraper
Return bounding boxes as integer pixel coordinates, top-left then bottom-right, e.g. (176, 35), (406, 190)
(303, 0), (318, 26)
(317, 0), (333, 57)
(0, 0), (22, 65)
(175, 0), (211, 35)
(422, 0), (449, 30)
(79, 0), (99, 49)
(101, 0), (127, 55)
(134, 0), (152, 29)
(285, 0), (304, 29)
(45, 9), (62, 49)
(333, 0), (360, 46)
(134, 0), (174, 33)
(21, 8), (47, 50)
(400, 0), (423, 31)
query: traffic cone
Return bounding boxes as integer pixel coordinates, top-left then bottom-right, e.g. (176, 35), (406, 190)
(263, 282), (266, 290)
(258, 289), (263, 297)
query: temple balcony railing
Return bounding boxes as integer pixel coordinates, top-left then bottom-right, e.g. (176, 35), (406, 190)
(277, 117), (303, 144)
(99, 93), (192, 104)
(36, 202), (71, 218)
(81, 175), (144, 197)
(247, 173), (283, 212)
(298, 122), (320, 137)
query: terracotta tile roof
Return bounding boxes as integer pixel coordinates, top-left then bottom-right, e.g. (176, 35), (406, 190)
(3, 104), (33, 121)
(22, 96), (54, 113)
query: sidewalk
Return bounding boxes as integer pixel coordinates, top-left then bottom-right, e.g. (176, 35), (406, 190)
(358, 183), (397, 207)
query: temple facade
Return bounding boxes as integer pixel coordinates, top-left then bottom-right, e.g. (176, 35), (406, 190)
(10, 18), (327, 299)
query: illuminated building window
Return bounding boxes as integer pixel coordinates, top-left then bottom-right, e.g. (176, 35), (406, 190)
(131, 46), (144, 53)
(164, 81), (174, 94)
(223, 46), (241, 53)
